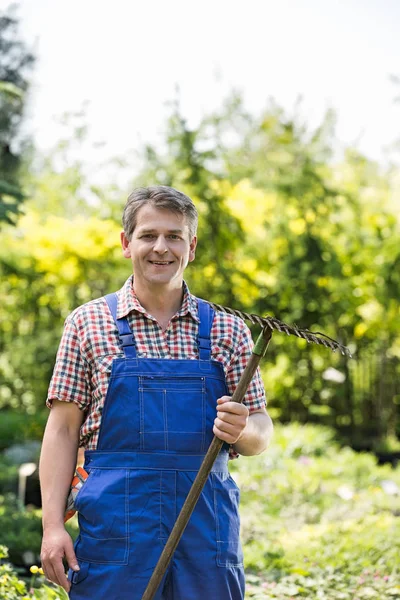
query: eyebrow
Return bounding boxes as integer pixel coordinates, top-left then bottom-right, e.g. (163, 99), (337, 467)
(138, 228), (184, 234)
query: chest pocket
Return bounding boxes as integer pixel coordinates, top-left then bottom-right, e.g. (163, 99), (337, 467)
(139, 375), (207, 453)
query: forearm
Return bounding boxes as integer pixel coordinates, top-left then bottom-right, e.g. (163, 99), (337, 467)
(39, 413), (80, 529)
(233, 410), (273, 456)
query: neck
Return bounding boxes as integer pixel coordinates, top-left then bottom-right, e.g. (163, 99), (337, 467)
(133, 279), (184, 327)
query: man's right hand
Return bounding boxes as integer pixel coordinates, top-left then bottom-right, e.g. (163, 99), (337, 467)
(40, 525), (80, 593)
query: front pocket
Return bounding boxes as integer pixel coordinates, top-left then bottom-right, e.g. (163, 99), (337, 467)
(139, 376), (206, 452)
(213, 473), (244, 568)
(68, 559), (90, 584)
(74, 468), (129, 564)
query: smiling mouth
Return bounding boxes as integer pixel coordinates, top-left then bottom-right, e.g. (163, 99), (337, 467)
(149, 261), (173, 265)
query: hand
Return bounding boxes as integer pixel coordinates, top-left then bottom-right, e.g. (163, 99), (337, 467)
(213, 396), (249, 444)
(40, 525), (80, 592)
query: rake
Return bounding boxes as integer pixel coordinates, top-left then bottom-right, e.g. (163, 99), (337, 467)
(141, 304), (351, 599)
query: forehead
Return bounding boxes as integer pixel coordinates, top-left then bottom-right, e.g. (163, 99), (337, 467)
(134, 204), (189, 232)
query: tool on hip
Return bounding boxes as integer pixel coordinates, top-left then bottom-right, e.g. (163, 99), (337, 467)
(64, 467), (88, 523)
(141, 303), (351, 600)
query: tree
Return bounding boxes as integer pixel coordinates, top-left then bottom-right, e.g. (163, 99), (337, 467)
(0, 212), (127, 412)
(0, 6), (35, 224)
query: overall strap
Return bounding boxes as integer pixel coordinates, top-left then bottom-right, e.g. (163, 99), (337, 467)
(104, 293), (137, 358)
(105, 293), (214, 361)
(197, 298), (215, 361)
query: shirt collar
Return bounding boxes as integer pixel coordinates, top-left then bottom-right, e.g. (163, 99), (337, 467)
(116, 275), (199, 322)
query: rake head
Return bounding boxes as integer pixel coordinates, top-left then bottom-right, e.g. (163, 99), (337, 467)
(208, 302), (352, 358)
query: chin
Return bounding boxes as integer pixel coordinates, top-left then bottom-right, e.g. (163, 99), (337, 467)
(147, 274), (178, 285)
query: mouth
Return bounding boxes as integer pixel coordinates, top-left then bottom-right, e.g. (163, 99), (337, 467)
(149, 261), (174, 265)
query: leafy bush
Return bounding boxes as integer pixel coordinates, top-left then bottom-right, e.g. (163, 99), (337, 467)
(0, 495), (43, 567)
(0, 456), (18, 495)
(0, 546), (68, 599)
(0, 545), (28, 600)
(0, 495), (77, 568)
(231, 423), (400, 599)
(0, 411), (47, 452)
(246, 568), (400, 599)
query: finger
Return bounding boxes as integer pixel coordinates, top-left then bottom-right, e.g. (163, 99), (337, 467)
(52, 558), (70, 592)
(41, 559), (58, 590)
(216, 422), (245, 441)
(216, 410), (248, 426)
(216, 396), (231, 405)
(65, 538), (80, 573)
(213, 423), (238, 444)
(216, 401), (249, 416)
(214, 418), (237, 436)
(55, 563), (71, 592)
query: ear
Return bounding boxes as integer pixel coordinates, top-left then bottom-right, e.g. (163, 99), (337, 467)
(121, 231), (131, 258)
(188, 235), (197, 263)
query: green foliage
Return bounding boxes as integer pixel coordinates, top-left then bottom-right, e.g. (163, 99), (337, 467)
(0, 214), (127, 411)
(0, 455), (18, 494)
(228, 424), (400, 599)
(0, 495), (77, 568)
(0, 7), (35, 224)
(0, 545), (28, 600)
(0, 411), (47, 452)
(0, 495), (43, 567)
(246, 569), (400, 599)
(0, 546), (68, 599)
(0, 179), (25, 224)
(30, 585), (69, 600)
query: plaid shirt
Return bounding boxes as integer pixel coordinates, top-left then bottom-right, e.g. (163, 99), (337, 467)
(47, 276), (266, 452)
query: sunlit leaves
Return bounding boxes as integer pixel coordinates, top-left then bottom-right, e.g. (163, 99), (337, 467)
(0, 213), (126, 410)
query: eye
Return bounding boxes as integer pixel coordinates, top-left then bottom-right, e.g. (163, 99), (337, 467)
(140, 234), (155, 239)
(168, 234), (181, 240)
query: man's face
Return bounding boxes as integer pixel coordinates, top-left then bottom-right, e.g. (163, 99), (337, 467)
(121, 204), (197, 289)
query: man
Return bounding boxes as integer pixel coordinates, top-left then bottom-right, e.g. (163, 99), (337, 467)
(40, 186), (273, 600)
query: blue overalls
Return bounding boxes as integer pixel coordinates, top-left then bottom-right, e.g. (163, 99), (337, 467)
(68, 295), (245, 600)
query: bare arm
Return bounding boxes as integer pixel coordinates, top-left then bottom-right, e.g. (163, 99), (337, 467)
(232, 407), (273, 455)
(39, 400), (84, 592)
(214, 398), (273, 456)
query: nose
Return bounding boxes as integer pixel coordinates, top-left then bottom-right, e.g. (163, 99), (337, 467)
(153, 235), (168, 254)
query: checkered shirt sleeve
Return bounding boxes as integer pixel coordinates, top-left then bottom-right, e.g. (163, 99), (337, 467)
(211, 311), (266, 412)
(47, 315), (91, 410)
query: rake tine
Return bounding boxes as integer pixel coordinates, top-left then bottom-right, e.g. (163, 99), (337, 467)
(208, 302), (352, 358)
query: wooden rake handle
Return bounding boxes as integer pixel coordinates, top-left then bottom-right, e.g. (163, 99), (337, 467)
(141, 327), (273, 600)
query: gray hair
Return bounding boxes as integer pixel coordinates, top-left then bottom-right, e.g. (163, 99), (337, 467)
(122, 186), (198, 241)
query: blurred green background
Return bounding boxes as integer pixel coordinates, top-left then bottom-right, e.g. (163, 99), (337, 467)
(0, 3), (399, 599)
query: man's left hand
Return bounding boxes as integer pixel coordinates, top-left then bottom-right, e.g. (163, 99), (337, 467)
(213, 396), (249, 444)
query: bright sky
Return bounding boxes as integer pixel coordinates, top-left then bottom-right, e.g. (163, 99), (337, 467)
(2, 0), (400, 168)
